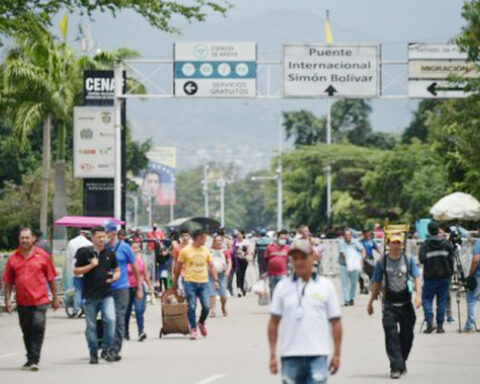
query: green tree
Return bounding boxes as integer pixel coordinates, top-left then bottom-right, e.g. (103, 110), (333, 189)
(281, 143), (382, 230)
(426, 95), (480, 196)
(331, 99), (372, 145)
(1, 26), (77, 237)
(0, 0), (231, 45)
(283, 110), (326, 146)
(457, 0), (480, 85)
(401, 100), (439, 143)
(283, 100), (375, 147)
(362, 140), (448, 220)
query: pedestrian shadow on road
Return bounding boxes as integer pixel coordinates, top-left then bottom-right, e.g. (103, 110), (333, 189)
(347, 373), (390, 380)
(0, 367), (26, 372)
(55, 358), (91, 365)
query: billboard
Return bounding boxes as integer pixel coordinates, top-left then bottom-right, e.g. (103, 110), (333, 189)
(141, 147), (177, 206)
(74, 106), (115, 178)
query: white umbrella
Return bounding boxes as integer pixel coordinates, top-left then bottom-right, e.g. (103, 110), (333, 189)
(430, 192), (480, 221)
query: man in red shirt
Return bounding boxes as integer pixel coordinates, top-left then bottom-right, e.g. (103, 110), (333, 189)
(263, 230), (290, 297)
(3, 227), (59, 371)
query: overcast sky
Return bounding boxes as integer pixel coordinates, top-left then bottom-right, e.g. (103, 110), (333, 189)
(59, 0), (466, 170)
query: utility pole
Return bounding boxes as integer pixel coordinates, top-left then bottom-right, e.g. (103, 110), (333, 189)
(277, 113), (283, 231)
(169, 200), (174, 223)
(127, 194), (138, 228)
(326, 100), (332, 226)
(203, 162), (210, 218)
(113, 60), (123, 220)
(251, 113), (283, 231)
(148, 188), (153, 228)
(217, 177), (226, 227)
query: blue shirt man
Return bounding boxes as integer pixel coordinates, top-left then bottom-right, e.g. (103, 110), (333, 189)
(360, 230), (379, 262)
(110, 240), (136, 291)
(338, 230), (365, 306)
(104, 221), (143, 359)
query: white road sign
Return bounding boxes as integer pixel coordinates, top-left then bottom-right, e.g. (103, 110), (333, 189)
(408, 43), (476, 98)
(74, 107), (115, 178)
(283, 44), (380, 98)
(174, 42), (257, 98)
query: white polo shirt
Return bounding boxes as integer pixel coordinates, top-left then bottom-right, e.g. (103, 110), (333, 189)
(270, 276), (341, 357)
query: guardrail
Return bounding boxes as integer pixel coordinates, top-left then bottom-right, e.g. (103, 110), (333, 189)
(320, 238), (476, 276)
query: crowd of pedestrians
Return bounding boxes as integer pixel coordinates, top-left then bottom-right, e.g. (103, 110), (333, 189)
(2, 220), (480, 384)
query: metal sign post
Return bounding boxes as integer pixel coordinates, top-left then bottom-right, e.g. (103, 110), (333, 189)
(114, 61), (123, 220)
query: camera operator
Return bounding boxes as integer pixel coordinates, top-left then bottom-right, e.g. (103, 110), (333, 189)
(439, 226), (456, 323)
(464, 231), (480, 332)
(419, 221), (454, 334)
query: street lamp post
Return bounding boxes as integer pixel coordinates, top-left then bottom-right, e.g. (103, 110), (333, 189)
(251, 172), (283, 231)
(126, 194), (138, 228)
(113, 60), (123, 220)
(217, 177), (226, 227)
(203, 163), (210, 218)
(251, 113), (284, 231)
(326, 99), (332, 226)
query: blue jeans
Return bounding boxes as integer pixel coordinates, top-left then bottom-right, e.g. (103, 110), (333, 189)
(465, 276), (480, 330)
(269, 275), (285, 299)
(281, 356), (328, 384)
(84, 296), (116, 355)
(184, 281), (210, 329)
(422, 278), (450, 327)
(73, 277), (83, 313)
(125, 286), (147, 337)
(339, 265), (359, 303)
(112, 289), (130, 354)
(209, 273), (227, 297)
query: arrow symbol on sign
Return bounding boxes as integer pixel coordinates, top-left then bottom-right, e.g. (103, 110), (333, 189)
(183, 81), (198, 96)
(427, 82), (437, 96)
(427, 82), (467, 96)
(324, 85), (337, 97)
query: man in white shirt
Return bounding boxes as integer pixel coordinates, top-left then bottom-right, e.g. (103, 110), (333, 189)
(268, 239), (342, 384)
(66, 229), (92, 316)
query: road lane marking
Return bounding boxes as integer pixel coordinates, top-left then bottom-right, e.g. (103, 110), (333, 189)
(0, 352), (20, 359)
(194, 373), (225, 384)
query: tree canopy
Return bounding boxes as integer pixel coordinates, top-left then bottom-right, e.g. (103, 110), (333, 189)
(0, 0), (231, 44)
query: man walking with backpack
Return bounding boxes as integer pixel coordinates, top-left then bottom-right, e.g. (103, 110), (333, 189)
(367, 235), (422, 379)
(419, 221), (454, 334)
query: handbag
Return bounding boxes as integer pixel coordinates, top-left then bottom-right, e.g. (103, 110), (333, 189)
(465, 275), (478, 291)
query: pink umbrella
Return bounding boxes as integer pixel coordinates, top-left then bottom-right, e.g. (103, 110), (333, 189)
(54, 216), (125, 228)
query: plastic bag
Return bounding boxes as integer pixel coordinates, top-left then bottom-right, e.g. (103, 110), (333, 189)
(346, 248), (362, 272)
(252, 280), (267, 296)
(253, 279), (270, 306)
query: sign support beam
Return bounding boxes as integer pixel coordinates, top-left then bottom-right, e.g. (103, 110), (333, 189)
(114, 60), (123, 220)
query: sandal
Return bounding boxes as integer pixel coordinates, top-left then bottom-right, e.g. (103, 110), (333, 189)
(210, 312), (216, 318)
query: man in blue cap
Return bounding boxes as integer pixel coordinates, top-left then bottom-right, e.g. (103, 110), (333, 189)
(104, 220), (143, 360)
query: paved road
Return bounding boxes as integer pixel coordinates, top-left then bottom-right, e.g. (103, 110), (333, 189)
(1, 279), (479, 384)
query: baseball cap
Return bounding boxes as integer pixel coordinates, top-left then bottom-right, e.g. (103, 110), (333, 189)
(288, 239), (312, 257)
(389, 234), (403, 243)
(103, 220), (117, 233)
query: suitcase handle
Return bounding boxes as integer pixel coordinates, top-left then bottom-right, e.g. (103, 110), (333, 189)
(161, 288), (185, 304)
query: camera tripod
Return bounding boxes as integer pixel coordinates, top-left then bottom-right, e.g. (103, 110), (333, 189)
(452, 246), (478, 333)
